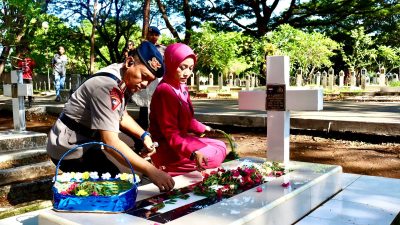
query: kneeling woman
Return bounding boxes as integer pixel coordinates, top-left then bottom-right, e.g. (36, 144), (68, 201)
(149, 43), (227, 176)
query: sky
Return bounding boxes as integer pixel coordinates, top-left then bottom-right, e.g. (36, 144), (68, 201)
(159, 0), (296, 37)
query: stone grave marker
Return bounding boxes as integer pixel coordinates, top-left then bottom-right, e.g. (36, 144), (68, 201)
(339, 70), (345, 87)
(245, 74), (250, 90)
(316, 71), (321, 86)
(218, 72), (223, 89)
(227, 72), (233, 86)
(238, 56), (323, 163)
(3, 70), (33, 131)
(379, 67), (386, 86)
(361, 68), (367, 89)
(350, 68), (356, 88)
(190, 72), (194, 86)
(195, 71), (200, 91)
(296, 68), (302, 87)
(322, 71), (328, 88)
(328, 67), (334, 90)
(208, 73), (213, 86)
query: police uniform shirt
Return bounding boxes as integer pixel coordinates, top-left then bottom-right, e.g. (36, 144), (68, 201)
(47, 63), (126, 160)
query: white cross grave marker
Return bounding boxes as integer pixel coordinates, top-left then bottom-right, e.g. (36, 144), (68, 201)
(3, 70), (33, 131)
(239, 56), (323, 164)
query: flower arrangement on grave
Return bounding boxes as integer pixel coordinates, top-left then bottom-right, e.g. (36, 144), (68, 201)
(141, 162), (289, 214)
(54, 172), (140, 197)
(193, 162), (287, 199)
(257, 161), (286, 177)
(193, 167), (264, 199)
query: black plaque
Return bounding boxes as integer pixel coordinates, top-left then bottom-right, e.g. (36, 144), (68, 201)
(266, 84), (286, 111)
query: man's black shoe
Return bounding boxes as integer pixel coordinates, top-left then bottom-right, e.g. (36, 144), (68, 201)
(55, 96), (61, 102)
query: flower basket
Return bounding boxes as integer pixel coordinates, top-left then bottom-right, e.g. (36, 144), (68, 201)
(52, 141), (138, 213)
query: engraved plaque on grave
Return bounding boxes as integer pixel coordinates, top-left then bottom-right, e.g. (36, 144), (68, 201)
(265, 84), (286, 111)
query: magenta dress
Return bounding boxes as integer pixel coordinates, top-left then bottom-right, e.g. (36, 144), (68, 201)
(149, 43), (227, 176)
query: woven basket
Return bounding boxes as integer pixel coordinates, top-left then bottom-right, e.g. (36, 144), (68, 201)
(52, 142), (138, 213)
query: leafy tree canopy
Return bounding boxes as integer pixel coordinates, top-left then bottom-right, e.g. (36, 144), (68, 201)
(267, 24), (340, 78)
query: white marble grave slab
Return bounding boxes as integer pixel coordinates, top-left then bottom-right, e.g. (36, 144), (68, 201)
(38, 158), (342, 225)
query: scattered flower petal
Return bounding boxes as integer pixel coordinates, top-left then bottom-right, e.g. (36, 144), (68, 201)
(282, 182), (290, 188)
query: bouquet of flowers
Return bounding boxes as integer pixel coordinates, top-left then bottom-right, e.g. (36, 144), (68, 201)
(257, 161), (286, 177)
(52, 142), (140, 213)
(193, 167), (264, 199)
(54, 172), (140, 197)
(52, 171), (140, 213)
(193, 161), (289, 199)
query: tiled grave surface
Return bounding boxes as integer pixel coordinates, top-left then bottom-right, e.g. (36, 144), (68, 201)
(2, 171), (399, 225)
(297, 174), (400, 225)
(37, 158), (342, 225)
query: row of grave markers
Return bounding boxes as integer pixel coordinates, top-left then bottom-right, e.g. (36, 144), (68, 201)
(0, 74), (83, 92)
(190, 71), (260, 90)
(185, 68), (397, 92)
(295, 67), (398, 89)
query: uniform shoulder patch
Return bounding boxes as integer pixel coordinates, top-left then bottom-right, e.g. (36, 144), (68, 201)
(110, 87), (123, 111)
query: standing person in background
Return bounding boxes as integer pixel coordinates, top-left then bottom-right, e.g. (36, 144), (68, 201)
(146, 26), (166, 55)
(120, 46), (129, 63)
(17, 47), (36, 107)
(52, 46), (68, 102)
(127, 40), (136, 57)
(131, 26), (166, 154)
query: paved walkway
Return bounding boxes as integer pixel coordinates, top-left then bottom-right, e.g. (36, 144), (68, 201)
(1, 93), (400, 136)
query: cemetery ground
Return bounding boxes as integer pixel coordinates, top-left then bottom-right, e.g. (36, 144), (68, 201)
(1, 106), (400, 211)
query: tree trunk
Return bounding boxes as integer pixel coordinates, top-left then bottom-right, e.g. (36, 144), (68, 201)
(142, 0), (151, 39)
(89, 0), (98, 76)
(182, 0), (192, 44)
(155, 0), (181, 42)
(0, 46), (11, 79)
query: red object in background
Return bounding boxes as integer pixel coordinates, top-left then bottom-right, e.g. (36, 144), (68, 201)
(17, 57), (36, 80)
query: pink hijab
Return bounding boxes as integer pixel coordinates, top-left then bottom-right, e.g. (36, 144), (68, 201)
(163, 43), (197, 102)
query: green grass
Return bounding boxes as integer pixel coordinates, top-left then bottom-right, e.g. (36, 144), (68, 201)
(389, 81), (400, 87)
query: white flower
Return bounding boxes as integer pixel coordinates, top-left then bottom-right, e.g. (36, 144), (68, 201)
(264, 162), (273, 167)
(210, 185), (224, 191)
(56, 172), (73, 182)
(128, 174), (141, 184)
(89, 172), (99, 180)
(101, 172), (111, 180)
(74, 172), (83, 181)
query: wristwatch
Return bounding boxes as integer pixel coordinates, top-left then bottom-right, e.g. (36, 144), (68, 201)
(140, 131), (150, 141)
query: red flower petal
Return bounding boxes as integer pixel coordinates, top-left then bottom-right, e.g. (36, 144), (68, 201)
(281, 182), (290, 188)
(256, 187), (263, 192)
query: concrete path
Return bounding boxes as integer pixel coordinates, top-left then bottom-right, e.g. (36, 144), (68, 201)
(1, 94), (399, 136)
